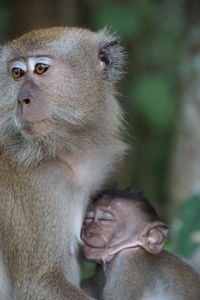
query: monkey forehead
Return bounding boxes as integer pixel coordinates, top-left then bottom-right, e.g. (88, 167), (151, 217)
(94, 196), (138, 216)
(92, 195), (112, 207)
(110, 197), (139, 214)
(7, 27), (102, 58)
(12, 27), (70, 45)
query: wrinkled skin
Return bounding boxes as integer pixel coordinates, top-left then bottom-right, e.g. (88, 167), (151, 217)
(81, 196), (168, 264)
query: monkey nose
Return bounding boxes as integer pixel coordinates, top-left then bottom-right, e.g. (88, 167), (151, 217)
(17, 96), (32, 117)
(16, 97), (32, 121)
(17, 83), (32, 111)
(18, 98), (31, 107)
(86, 225), (100, 236)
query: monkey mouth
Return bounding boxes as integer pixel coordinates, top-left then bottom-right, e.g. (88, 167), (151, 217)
(22, 119), (54, 128)
(82, 238), (106, 249)
(21, 119), (54, 134)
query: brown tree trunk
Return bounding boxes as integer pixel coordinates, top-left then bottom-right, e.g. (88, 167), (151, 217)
(7, 0), (77, 39)
(168, 26), (200, 267)
(169, 29), (200, 206)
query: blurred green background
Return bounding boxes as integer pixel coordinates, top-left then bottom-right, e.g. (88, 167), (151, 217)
(1, 0), (200, 268)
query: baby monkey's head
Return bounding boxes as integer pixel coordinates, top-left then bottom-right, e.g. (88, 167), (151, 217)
(81, 189), (168, 265)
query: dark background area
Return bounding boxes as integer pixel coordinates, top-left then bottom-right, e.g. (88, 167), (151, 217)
(1, 0), (200, 266)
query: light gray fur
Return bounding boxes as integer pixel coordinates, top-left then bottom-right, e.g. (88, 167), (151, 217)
(0, 27), (126, 299)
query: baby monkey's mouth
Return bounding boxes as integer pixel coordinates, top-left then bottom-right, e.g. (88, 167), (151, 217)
(82, 240), (105, 249)
(81, 231), (108, 249)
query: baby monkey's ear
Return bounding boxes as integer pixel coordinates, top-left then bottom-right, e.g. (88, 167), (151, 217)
(139, 222), (169, 254)
(97, 30), (125, 82)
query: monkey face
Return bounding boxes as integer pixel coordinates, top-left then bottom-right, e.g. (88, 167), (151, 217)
(81, 200), (117, 248)
(81, 195), (168, 264)
(0, 27), (125, 165)
(81, 196), (139, 263)
(82, 196), (138, 245)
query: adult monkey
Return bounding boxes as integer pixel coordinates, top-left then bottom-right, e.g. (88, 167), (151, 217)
(0, 27), (126, 299)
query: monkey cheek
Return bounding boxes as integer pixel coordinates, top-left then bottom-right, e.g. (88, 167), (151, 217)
(16, 101), (23, 121)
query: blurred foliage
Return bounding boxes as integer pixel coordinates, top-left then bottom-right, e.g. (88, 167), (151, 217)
(130, 74), (175, 134)
(88, 0), (184, 216)
(90, 3), (141, 38)
(175, 195), (200, 257)
(81, 260), (96, 280)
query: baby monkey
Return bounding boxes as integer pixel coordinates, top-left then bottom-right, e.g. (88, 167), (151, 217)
(81, 190), (200, 300)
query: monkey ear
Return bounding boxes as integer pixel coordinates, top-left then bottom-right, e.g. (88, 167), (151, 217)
(139, 222), (168, 254)
(98, 34), (125, 82)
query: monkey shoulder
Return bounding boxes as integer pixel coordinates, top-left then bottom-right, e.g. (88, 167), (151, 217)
(157, 250), (200, 282)
(154, 250), (200, 298)
(104, 248), (200, 299)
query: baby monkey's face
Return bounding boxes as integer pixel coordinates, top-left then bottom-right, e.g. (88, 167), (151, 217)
(81, 195), (168, 264)
(81, 195), (143, 263)
(82, 196), (123, 246)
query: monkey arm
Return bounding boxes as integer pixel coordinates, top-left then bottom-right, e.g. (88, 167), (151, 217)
(26, 268), (95, 300)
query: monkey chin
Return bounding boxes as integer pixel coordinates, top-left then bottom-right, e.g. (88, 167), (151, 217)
(82, 244), (104, 263)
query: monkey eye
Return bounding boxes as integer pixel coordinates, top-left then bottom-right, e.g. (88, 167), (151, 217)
(12, 68), (25, 79)
(98, 211), (114, 224)
(99, 219), (113, 225)
(100, 211), (113, 219)
(84, 211), (94, 224)
(35, 63), (49, 75)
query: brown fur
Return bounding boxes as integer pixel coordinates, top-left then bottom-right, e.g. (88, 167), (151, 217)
(100, 248), (200, 300)
(0, 27), (126, 299)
